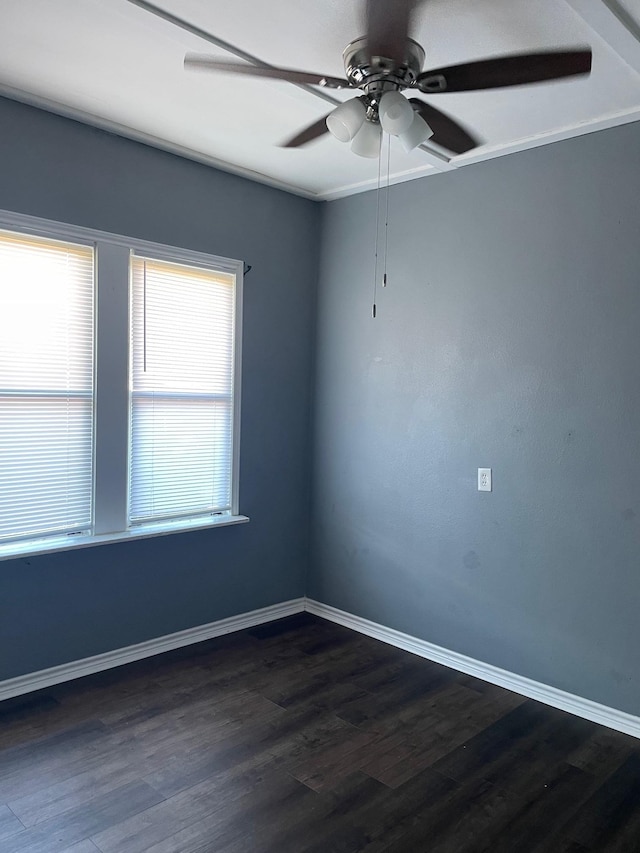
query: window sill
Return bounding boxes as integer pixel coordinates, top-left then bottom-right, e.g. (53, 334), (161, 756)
(0, 514), (250, 562)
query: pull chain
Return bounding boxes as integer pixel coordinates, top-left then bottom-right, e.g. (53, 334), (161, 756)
(383, 133), (391, 288)
(373, 134), (393, 317)
(372, 137), (383, 318)
(143, 260), (147, 372)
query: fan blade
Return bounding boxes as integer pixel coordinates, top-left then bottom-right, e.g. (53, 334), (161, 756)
(366, 0), (417, 64)
(185, 54), (350, 90)
(281, 115), (331, 148)
(416, 49), (592, 93)
(409, 99), (478, 154)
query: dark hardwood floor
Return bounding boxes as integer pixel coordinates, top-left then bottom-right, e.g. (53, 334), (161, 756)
(1, 612), (639, 852)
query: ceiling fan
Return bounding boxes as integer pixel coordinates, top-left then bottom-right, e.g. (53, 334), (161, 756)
(184, 0), (592, 159)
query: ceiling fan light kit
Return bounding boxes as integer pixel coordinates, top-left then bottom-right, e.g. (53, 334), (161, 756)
(399, 111), (434, 152)
(350, 117), (382, 158)
(326, 97), (367, 142)
(325, 90), (427, 157)
(378, 90), (415, 135)
(184, 0), (592, 159)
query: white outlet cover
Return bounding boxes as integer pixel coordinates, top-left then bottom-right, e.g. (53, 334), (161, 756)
(478, 468), (492, 492)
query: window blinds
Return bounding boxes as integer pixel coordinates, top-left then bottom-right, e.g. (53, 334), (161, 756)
(0, 230), (94, 543)
(129, 256), (235, 524)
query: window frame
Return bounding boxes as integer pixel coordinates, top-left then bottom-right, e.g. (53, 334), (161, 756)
(0, 209), (247, 562)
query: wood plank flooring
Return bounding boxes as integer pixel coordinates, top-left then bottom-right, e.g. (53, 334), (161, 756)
(1, 612), (639, 852)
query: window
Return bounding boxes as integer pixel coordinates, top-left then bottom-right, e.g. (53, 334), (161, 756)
(0, 231), (94, 543)
(0, 211), (246, 560)
(129, 256), (235, 525)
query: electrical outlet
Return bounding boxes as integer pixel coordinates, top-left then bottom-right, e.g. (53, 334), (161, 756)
(478, 468), (492, 492)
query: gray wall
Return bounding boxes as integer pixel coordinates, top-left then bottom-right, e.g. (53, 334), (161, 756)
(0, 97), (319, 680)
(311, 123), (640, 716)
(3, 93), (640, 719)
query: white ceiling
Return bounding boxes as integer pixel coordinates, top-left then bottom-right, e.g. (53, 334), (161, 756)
(2, 0), (640, 199)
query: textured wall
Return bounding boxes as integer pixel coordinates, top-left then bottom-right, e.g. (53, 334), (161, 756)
(311, 123), (640, 715)
(0, 97), (319, 680)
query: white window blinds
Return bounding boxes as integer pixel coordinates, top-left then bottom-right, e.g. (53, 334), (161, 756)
(129, 255), (236, 525)
(0, 230), (94, 543)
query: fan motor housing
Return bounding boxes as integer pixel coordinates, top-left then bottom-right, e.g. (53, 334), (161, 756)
(343, 37), (425, 94)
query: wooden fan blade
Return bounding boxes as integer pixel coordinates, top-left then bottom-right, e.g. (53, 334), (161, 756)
(184, 54), (350, 90)
(408, 99), (478, 154)
(281, 115), (331, 148)
(365, 0), (417, 64)
(416, 49), (592, 93)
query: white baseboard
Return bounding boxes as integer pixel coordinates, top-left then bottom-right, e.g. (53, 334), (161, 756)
(0, 598), (306, 702)
(4, 595), (639, 741)
(304, 599), (640, 740)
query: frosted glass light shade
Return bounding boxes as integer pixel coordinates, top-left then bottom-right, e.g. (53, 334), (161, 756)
(326, 98), (367, 142)
(378, 90), (414, 136)
(350, 119), (382, 158)
(399, 112), (434, 152)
